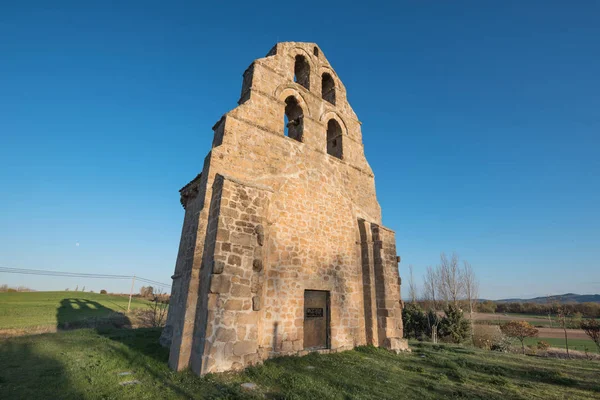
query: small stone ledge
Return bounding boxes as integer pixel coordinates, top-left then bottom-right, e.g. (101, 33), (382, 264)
(218, 173), (275, 193)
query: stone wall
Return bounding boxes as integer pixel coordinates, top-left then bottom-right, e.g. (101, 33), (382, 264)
(161, 42), (407, 375)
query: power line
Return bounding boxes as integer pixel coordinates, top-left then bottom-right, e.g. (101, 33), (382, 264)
(0, 267), (132, 279)
(0, 267), (171, 287)
(136, 277), (172, 287)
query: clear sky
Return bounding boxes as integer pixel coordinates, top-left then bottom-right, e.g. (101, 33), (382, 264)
(1, 1), (598, 299)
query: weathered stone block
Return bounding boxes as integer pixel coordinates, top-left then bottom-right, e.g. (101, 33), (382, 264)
(209, 275), (231, 294)
(250, 275), (261, 293)
(212, 260), (225, 274)
(231, 283), (251, 297)
(224, 299), (244, 311)
(215, 328), (237, 343)
(252, 259), (263, 272)
(230, 232), (253, 246)
(255, 224), (264, 246)
(233, 341), (257, 356)
(227, 254), (242, 266)
(252, 295), (261, 311)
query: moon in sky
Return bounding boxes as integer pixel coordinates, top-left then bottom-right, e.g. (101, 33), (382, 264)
(75, 242), (80, 247)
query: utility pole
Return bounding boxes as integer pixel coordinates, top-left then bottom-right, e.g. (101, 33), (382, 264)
(127, 275), (136, 313)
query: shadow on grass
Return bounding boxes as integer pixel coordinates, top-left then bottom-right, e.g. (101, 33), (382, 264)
(0, 340), (82, 399)
(56, 298), (131, 331)
(98, 327), (255, 399)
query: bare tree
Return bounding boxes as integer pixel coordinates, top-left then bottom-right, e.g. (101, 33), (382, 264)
(422, 265), (439, 310)
(438, 252), (463, 306)
(147, 289), (168, 327)
(422, 265), (441, 343)
(545, 294), (555, 328)
(556, 301), (571, 358)
(408, 264), (417, 304)
(462, 260), (479, 339)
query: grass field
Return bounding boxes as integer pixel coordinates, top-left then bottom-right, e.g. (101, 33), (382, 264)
(0, 328), (599, 399)
(0, 291), (149, 331)
(477, 319), (557, 327)
(524, 337), (599, 353)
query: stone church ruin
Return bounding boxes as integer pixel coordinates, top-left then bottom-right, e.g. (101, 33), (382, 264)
(161, 42), (407, 375)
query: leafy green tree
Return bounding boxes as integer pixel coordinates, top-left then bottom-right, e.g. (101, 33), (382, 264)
(402, 303), (427, 339)
(439, 304), (471, 343)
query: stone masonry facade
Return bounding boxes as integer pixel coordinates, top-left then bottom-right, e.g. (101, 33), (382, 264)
(161, 42), (408, 375)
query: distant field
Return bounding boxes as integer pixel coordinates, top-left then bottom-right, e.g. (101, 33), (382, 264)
(474, 312), (551, 323)
(477, 319), (556, 327)
(524, 337), (598, 353)
(0, 291), (149, 332)
(475, 313), (599, 328)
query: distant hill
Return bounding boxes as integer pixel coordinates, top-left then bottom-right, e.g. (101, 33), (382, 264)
(496, 293), (600, 304)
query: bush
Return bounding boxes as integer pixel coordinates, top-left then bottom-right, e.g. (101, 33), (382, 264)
(140, 286), (154, 298)
(100, 289), (107, 294)
(537, 340), (550, 351)
(473, 325), (502, 350)
(490, 336), (512, 353)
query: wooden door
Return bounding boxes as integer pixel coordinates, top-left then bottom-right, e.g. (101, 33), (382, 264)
(303, 290), (329, 349)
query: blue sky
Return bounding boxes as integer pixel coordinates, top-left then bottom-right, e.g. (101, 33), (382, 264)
(1, 1), (598, 299)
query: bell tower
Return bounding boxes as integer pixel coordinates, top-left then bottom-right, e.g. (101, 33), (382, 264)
(161, 42), (408, 375)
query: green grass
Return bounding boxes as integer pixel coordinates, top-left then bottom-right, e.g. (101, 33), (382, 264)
(501, 313), (551, 319)
(1, 329), (599, 399)
(524, 337), (599, 353)
(0, 291), (149, 330)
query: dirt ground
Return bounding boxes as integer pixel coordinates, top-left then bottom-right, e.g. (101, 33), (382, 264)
(474, 312), (547, 322)
(536, 327), (588, 339)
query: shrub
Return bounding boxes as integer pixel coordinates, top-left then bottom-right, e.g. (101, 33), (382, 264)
(537, 340), (550, 351)
(100, 289), (107, 294)
(140, 286), (154, 298)
(490, 336), (512, 353)
(473, 325), (502, 350)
